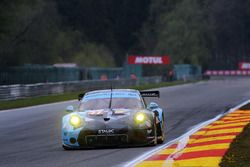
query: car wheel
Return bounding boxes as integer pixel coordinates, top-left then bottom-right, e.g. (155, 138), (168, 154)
(157, 114), (165, 144)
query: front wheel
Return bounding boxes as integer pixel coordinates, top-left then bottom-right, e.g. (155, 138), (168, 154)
(157, 114), (165, 144)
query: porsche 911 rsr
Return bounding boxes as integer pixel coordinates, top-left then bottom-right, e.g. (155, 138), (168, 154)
(61, 89), (165, 150)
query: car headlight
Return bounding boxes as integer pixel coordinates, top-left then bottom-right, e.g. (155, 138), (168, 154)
(69, 115), (83, 128)
(134, 112), (146, 124)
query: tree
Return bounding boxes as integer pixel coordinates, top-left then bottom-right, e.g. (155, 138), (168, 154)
(152, 0), (213, 66)
(0, 0), (61, 66)
(73, 42), (115, 67)
(57, 0), (151, 66)
(209, 0), (250, 69)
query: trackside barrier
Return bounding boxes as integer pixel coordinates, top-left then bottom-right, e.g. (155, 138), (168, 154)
(204, 70), (250, 80)
(205, 70), (250, 76)
(0, 76), (162, 101)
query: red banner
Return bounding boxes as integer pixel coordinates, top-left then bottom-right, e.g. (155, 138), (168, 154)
(239, 62), (250, 70)
(128, 55), (170, 65)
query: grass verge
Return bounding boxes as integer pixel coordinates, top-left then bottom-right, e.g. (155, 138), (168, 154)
(0, 80), (195, 110)
(220, 123), (250, 167)
(220, 104), (250, 167)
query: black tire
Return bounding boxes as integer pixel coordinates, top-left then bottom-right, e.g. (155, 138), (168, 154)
(157, 114), (165, 144)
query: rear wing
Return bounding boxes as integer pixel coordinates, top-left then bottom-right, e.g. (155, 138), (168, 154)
(140, 91), (160, 98)
(78, 93), (85, 101)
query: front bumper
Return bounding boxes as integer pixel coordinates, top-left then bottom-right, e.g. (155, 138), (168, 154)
(62, 128), (155, 148)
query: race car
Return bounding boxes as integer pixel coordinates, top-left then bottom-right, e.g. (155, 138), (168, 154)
(62, 89), (165, 150)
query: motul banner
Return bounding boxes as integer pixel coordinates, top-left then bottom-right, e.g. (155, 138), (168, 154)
(128, 55), (170, 65)
(239, 62), (250, 70)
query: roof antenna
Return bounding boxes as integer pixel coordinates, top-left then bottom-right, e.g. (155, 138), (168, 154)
(108, 84), (113, 109)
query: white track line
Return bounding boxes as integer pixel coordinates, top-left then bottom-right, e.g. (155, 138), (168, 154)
(124, 99), (250, 167)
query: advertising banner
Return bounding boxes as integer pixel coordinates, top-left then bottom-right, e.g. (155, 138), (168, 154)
(128, 55), (170, 65)
(239, 62), (250, 70)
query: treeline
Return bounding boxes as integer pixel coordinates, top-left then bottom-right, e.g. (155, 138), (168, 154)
(140, 0), (250, 70)
(0, 0), (250, 70)
(0, 0), (150, 67)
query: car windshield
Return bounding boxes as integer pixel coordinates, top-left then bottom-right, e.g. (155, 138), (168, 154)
(78, 91), (144, 110)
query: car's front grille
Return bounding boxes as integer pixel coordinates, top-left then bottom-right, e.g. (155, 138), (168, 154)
(85, 134), (128, 146)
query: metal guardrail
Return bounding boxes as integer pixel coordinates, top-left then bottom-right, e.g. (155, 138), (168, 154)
(0, 76), (162, 101)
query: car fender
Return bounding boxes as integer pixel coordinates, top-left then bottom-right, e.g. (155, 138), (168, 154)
(152, 108), (163, 123)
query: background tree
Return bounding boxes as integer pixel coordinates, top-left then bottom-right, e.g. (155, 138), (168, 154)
(0, 0), (250, 70)
(209, 0), (250, 70)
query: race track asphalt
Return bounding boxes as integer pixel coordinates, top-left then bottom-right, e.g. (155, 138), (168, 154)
(0, 79), (250, 167)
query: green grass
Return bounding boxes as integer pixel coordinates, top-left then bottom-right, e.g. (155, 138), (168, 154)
(220, 103), (250, 167)
(220, 123), (250, 167)
(0, 91), (82, 110)
(0, 80), (195, 110)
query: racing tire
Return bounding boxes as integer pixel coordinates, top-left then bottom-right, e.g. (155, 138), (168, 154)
(157, 114), (165, 144)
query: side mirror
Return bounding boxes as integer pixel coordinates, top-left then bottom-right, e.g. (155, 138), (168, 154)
(148, 102), (159, 110)
(66, 105), (74, 112)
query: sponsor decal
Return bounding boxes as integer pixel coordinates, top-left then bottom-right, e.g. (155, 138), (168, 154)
(128, 55), (170, 65)
(239, 62), (250, 70)
(88, 110), (104, 116)
(114, 110), (126, 115)
(98, 129), (115, 134)
(140, 91), (160, 97)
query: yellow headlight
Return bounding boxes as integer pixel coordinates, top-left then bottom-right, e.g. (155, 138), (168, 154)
(135, 113), (146, 124)
(69, 115), (82, 127)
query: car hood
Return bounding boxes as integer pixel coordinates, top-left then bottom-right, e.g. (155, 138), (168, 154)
(76, 108), (149, 121)
(79, 108), (132, 118)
